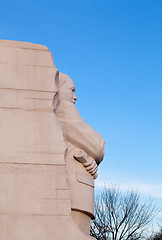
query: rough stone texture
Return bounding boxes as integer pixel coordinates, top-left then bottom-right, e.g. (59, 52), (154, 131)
(0, 40), (104, 239)
(0, 40), (65, 165)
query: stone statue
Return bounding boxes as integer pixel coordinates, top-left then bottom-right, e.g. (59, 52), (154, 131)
(54, 73), (105, 236)
(0, 40), (105, 240)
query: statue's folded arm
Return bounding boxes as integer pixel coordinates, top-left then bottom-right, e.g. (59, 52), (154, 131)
(56, 103), (105, 165)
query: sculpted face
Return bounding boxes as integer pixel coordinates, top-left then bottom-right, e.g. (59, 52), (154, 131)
(59, 75), (77, 104)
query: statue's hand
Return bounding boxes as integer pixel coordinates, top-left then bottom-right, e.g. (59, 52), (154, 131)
(83, 158), (98, 179)
(74, 150), (98, 179)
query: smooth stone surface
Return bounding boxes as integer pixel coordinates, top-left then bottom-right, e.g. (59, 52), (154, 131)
(0, 40), (105, 239)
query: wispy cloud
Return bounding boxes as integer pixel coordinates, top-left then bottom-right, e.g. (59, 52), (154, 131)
(95, 179), (162, 231)
(95, 180), (162, 199)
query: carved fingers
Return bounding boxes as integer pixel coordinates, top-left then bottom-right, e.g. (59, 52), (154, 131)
(73, 150), (98, 179)
(83, 158), (98, 179)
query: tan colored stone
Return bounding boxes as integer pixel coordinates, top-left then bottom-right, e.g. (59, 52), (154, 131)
(0, 40), (104, 239)
(55, 72), (105, 236)
(0, 40), (55, 91)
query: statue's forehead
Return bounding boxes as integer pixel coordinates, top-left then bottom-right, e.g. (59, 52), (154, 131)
(59, 73), (75, 89)
(65, 77), (75, 87)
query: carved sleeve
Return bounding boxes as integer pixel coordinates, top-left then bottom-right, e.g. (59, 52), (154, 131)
(56, 102), (105, 165)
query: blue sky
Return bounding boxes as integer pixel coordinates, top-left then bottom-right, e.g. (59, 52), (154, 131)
(1, 0), (162, 227)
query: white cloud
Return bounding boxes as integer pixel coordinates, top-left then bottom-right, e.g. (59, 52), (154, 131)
(95, 180), (162, 199)
(95, 179), (162, 232)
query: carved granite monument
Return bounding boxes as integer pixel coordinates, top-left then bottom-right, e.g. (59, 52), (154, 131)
(0, 40), (105, 240)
